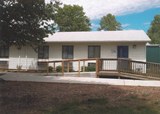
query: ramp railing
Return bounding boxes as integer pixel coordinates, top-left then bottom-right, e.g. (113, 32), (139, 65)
(98, 58), (160, 79)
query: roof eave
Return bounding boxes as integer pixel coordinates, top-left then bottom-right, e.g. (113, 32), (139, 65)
(45, 40), (151, 43)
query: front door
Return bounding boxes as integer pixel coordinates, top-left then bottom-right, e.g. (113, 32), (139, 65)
(117, 46), (129, 71)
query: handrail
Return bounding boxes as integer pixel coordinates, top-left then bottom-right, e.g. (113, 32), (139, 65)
(99, 58), (160, 78)
(4, 57), (158, 79)
(38, 58), (99, 77)
(38, 58), (99, 63)
(37, 58), (160, 78)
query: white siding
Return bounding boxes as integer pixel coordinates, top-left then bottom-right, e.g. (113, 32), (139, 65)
(9, 46), (38, 70)
(129, 43), (146, 61)
(47, 42), (146, 71)
(8, 42), (147, 70)
(49, 43), (62, 60)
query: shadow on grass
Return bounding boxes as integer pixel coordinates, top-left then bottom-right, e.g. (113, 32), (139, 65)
(45, 97), (159, 114)
(0, 81), (160, 114)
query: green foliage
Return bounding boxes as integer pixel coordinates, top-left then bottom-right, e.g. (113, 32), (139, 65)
(0, 0), (57, 49)
(55, 65), (74, 72)
(55, 5), (91, 31)
(98, 14), (122, 31)
(147, 15), (160, 44)
(81, 66), (96, 72)
(56, 65), (62, 72)
(48, 66), (53, 72)
(45, 98), (158, 114)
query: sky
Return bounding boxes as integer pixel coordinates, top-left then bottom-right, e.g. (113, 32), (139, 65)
(46, 0), (160, 32)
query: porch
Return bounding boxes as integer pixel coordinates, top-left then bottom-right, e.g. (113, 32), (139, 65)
(39, 58), (160, 80)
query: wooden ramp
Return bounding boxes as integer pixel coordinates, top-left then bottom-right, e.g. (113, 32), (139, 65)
(96, 58), (160, 80)
(98, 71), (120, 77)
(98, 71), (160, 80)
(34, 58), (160, 80)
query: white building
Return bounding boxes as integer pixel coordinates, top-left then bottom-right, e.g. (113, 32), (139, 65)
(0, 30), (150, 70)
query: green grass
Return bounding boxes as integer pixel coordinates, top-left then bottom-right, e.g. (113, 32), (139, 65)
(45, 98), (159, 114)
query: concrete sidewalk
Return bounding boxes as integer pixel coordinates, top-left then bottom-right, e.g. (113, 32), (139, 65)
(1, 74), (160, 87)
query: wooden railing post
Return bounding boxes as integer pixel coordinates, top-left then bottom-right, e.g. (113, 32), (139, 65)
(46, 62), (49, 76)
(83, 60), (85, 72)
(53, 62), (56, 72)
(117, 58), (120, 72)
(99, 59), (102, 71)
(62, 61), (64, 76)
(96, 58), (99, 77)
(129, 59), (132, 73)
(67, 61), (70, 72)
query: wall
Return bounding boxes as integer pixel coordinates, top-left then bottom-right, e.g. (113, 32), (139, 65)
(9, 46), (38, 70)
(48, 42), (146, 71)
(129, 43), (146, 62)
(48, 42), (146, 60)
(7, 42), (147, 70)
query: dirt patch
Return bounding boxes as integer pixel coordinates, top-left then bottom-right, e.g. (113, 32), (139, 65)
(0, 81), (160, 114)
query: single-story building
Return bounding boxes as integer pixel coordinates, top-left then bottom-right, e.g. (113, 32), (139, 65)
(0, 30), (150, 71)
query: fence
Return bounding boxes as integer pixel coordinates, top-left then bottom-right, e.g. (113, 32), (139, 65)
(39, 58), (99, 77)
(1, 58), (160, 79)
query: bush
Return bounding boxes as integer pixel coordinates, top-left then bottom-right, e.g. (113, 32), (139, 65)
(81, 66), (96, 72)
(87, 66), (96, 71)
(55, 65), (75, 72)
(48, 66), (53, 72)
(56, 65), (62, 72)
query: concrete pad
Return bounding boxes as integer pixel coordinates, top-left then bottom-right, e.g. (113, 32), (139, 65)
(1, 73), (160, 87)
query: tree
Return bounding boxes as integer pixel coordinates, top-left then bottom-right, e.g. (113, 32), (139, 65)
(0, 0), (56, 49)
(98, 14), (121, 31)
(147, 15), (160, 44)
(55, 5), (91, 31)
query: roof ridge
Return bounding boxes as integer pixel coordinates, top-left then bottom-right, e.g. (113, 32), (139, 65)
(55, 30), (145, 33)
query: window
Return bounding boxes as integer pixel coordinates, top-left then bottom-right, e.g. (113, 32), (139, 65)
(38, 46), (49, 59)
(0, 46), (9, 58)
(88, 46), (100, 58)
(62, 45), (74, 59)
(117, 46), (128, 58)
(0, 61), (8, 69)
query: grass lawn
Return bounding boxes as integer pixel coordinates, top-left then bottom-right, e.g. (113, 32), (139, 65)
(0, 81), (160, 114)
(47, 98), (159, 114)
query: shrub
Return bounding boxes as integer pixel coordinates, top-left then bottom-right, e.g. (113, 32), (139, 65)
(56, 65), (62, 72)
(86, 66), (96, 72)
(81, 66), (96, 72)
(48, 66), (53, 72)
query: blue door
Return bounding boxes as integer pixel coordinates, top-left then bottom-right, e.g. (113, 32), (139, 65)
(117, 46), (130, 71)
(117, 46), (128, 58)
